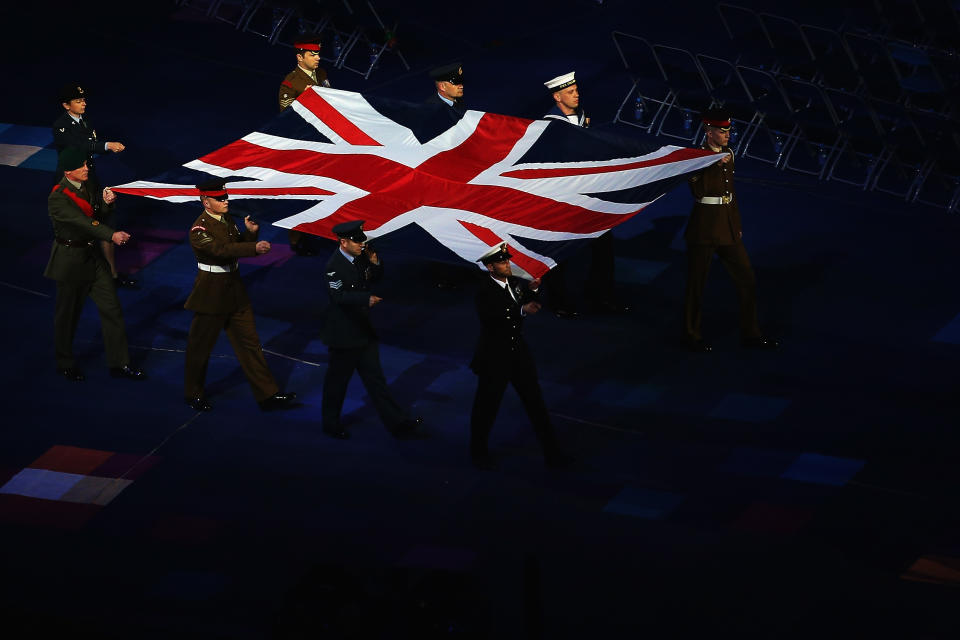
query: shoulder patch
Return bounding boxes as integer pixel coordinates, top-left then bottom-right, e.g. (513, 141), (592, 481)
(326, 271), (337, 277)
(91, 220), (99, 226)
(191, 225), (207, 232)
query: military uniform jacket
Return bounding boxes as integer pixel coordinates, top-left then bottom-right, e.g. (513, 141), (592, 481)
(44, 177), (115, 282)
(543, 104), (588, 127)
(685, 145), (742, 246)
(52, 112), (109, 179)
(279, 66), (329, 111)
(321, 249), (384, 349)
(184, 212), (259, 314)
(470, 275), (537, 376)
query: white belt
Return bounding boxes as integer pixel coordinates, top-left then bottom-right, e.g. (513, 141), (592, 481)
(697, 195), (733, 205)
(197, 262), (237, 273)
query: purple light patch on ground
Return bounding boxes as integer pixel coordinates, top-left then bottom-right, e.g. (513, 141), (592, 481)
(239, 242), (295, 269)
(780, 453), (865, 486)
(398, 545), (477, 570)
(114, 228), (187, 274)
(603, 486), (684, 519)
(0, 468), (84, 500)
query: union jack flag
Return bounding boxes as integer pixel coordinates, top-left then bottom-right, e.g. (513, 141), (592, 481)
(112, 88), (721, 279)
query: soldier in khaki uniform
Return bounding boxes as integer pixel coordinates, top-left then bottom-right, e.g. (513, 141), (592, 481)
(45, 147), (144, 382)
(278, 35), (331, 257)
(183, 178), (297, 412)
(683, 108), (778, 352)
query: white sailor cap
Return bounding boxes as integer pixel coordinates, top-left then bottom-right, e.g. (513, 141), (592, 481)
(544, 71), (577, 92)
(478, 242), (512, 264)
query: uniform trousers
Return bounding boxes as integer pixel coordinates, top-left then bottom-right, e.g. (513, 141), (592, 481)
(54, 258), (128, 368)
(184, 305), (278, 401)
(470, 359), (557, 457)
(684, 242), (761, 341)
(322, 342), (407, 431)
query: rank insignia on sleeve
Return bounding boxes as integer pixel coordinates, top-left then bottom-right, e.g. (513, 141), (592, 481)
(59, 128), (65, 132)
(329, 280), (343, 290)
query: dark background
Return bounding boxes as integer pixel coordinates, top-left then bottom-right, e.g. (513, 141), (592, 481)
(0, 1), (958, 637)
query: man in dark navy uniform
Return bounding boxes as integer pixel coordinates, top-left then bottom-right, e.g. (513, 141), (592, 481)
(320, 220), (422, 439)
(45, 147), (143, 382)
(683, 108), (778, 352)
(183, 178), (298, 412)
(541, 71), (627, 318)
(469, 243), (572, 470)
(52, 83), (134, 288)
(428, 62), (466, 117)
(278, 34), (331, 257)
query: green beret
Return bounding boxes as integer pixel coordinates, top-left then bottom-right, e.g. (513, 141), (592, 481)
(60, 147), (87, 172)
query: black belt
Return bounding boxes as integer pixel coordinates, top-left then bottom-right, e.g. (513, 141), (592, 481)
(55, 237), (95, 248)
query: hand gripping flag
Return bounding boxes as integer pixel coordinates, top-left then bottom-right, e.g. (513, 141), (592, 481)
(112, 88), (722, 279)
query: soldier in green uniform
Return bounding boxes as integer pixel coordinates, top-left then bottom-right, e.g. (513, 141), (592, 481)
(278, 34), (330, 257)
(45, 147), (144, 382)
(183, 178), (298, 412)
(683, 108), (778, 352)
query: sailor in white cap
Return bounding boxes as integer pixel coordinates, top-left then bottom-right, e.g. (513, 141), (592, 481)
(541, 72), (629, 317)
(543, 71), (589, 127)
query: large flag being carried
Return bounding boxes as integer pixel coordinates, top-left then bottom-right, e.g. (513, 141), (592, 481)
(112, 88), (721, 279)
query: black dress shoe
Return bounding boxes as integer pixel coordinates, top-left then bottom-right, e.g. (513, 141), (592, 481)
(544, 450), (575, 470)
(185, 396), (213, 411)
(59, 367), (85, 382)
(259, 391), (298, 411)
(685, 339), (713, 353)
(471, 452), (499, 471)
(392, 417), (426, 439)
(110, 365), (146, 379)
(291, 243), (317, 257)
(742, 336), (780, 350)
(322, 426), (351, 440)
